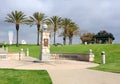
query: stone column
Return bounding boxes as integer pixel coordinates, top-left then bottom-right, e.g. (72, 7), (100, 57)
(40, 32), (50, 61)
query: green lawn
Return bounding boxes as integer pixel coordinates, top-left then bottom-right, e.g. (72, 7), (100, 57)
(0, 69), (52, 84)
(5, 44), (120, 73)
(8, 44), (40, 58)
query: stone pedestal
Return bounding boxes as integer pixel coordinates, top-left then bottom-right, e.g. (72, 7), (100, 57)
(40, 32), (50, 61)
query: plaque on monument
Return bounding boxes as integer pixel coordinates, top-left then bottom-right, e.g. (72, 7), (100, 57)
(44, 39), (48, 47)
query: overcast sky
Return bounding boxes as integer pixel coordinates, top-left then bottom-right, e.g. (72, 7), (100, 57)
(0, 0), (120, 44)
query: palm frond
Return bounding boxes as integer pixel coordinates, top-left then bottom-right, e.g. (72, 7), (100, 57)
(5, 10), (27, 24)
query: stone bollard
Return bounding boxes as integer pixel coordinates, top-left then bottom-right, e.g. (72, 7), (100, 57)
(6, 47), (8, 52)
(89, 49), (95, 62)
(2, 45), (4, 50)
(89, 49), (92, 54)
(19, 48), (23, 60)
(101, 51), (105, 64)
(26, 48), (29, 57)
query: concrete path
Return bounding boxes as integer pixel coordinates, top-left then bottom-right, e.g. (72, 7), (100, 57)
(0, 56), (120, 84)
(48, 69), (120, 84)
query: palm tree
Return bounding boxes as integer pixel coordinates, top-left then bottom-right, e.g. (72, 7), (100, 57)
(68, 23), (79, 45)
(49, 16), (62, 44)
(27, 12), (46, 45)
(61, 18), (72, 45)
(5, 10), (27, 47)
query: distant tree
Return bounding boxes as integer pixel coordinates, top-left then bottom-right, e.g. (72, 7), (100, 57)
(5, 10), (27, 47)
(93, 30), (115, 44)
(80, 33), (95, 44)
(27, 12), (46, 45)
(61, 18), (73, 45)
(48, 16), (62, 44)
(68, 22), (80, 45)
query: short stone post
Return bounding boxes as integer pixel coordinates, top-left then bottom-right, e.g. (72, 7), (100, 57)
(26, 48), (29, 57)
(89, 49), (94, 62)
(19, 48), (23, 60)
(101, 51), (105, 64)
(6, 47), (8, 52)
(2, 45), (4, 50)
(89, 49), (92, 54)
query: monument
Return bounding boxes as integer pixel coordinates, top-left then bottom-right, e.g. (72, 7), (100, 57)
(40, 23), (50, 61)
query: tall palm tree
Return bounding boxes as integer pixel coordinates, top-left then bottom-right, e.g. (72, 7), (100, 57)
(49, 16), (62, 44)
(68, 23), (79, 45)
(27, 12), (46, 45)
(61, 18), (72, 45)
(5, 10), (27, 47)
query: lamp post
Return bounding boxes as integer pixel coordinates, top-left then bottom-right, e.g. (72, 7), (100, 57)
(40, 23), (50, 61)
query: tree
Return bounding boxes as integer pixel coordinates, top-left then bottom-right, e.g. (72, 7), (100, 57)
(5, 10), (27, 47)
(61, 18), (73, 45)
(27, 12), (46, 45)
(68, 22), (80, 45)
(48, 16), (62, 44)
(80, 33), (95, 44)
(93, 30), (115, 44)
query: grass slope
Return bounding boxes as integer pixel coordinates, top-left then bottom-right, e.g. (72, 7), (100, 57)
(6, 44), (120, 73)
(8, 44), (40, 58)
(0, 69), (52, 84)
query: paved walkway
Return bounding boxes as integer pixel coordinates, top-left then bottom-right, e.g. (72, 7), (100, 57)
(48, 69), (120, 84)
(0, 56), (120, 84)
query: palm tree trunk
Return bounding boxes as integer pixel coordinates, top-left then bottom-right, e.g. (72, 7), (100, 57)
(37, 29), (39, 45)
(40, 30), (43, 60)
(54, 25), (57, 44)
(37, 24), (40, 45)
(64, 27), (67, 45)
(54, 32), (56, 44)
(63, 36), (66, 45)
(69, 36), (73, 45)
(69, 37), (70, 45)
(16, 24), (19, 47)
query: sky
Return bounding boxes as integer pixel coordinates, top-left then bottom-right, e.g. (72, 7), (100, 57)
(0, 0), (120, 44)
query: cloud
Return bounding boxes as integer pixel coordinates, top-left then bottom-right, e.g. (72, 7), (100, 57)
(0, 0), (53, 17)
